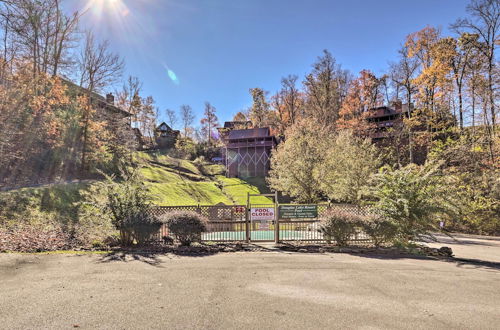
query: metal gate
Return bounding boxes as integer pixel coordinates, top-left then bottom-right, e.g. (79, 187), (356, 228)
(247, 192), (279, 242)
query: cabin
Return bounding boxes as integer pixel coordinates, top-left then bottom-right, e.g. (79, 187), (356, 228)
(217, 121), (253, 141)
(155, 122), (180, 149)
(366, 102), (412, 140)
(220, 126), (277, 178)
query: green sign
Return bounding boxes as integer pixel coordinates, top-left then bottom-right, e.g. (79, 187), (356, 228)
(278, 205), (318, 219)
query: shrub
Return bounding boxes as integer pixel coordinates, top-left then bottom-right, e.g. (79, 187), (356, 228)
(80, 166), (154, 246)
(361, 216), (398, 247)
(124, 213), (162, 246)
(318, 209), (362, 246)
(160, 211), (208, 246)
(368, 162), (452, 242)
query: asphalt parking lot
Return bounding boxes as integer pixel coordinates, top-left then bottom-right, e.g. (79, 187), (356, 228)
(0, 234), (499, 330)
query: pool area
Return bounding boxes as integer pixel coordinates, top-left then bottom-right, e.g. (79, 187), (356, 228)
(202, 230), (324, 241)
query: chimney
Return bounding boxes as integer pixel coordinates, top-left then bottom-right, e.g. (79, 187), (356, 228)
(391, 99), (402, 112)
(106, 93), (115, 105)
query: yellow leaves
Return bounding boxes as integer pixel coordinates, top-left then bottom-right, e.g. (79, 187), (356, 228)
(28, 75), (70, 115)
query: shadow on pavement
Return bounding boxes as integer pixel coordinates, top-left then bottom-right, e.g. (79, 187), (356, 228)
(447, 257), (500, 271)
(98, 251), (164, 267)
(344, 252), (500, 272)
(96, 247), (222, 266)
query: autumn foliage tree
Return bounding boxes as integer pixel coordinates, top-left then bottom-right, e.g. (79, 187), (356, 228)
(337, 70), (381, 135)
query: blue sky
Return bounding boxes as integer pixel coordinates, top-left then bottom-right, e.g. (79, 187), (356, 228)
(71, 0), (470, 128)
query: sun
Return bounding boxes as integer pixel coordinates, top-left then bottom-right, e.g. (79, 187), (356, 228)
(83, 0), (129, 19)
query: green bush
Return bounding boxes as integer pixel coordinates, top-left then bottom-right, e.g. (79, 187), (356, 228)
(124, 213), (162, 246)
(160, 211), (208, 246)
(80, 165), (154, 246)
(318, 209), (362, 246)
(368, 162), (451, 242)
(361, 216), (398, 247)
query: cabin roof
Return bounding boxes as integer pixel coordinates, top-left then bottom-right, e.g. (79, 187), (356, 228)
(227, 127), (272, 140)
(61, 78), (131, 116)
(223, 121), (252, 129)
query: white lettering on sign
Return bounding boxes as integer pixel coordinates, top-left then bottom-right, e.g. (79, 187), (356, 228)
(250, 207), (275, 221)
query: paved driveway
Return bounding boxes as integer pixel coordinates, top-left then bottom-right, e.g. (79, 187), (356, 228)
(0, 235), (499, 329)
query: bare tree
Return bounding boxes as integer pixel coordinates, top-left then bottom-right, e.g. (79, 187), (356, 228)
(180, 104), (194, 138)
(390, 45), (419, 163)
(77, 30), (124, 174)
(200, 102), (219, 144)
(453, 0), (500, 132)
(116, 76), (142, 127)
(0, 0), (79, 79)
(280, 74), (303, 126)
(165, 108), (177, 128)
(78, 30), (124, 93)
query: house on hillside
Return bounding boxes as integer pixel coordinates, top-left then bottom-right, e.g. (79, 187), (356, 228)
(155, 122), (180, 149)
(62, 79), (131, 119)
(220, 126), (277, 178)
(366, 102), (412, 140)
(217, 121), (253, 141)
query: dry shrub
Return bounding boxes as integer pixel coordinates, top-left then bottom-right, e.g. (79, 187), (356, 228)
(159, 211), (208, 246)
(318, 209), (363, 246)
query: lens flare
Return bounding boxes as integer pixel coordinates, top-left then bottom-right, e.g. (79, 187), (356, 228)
(79, 0), (180, 86)
(162, 63), (179, 85)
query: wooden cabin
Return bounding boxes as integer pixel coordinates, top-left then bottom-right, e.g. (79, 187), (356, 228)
(155, 122), (180, 149)
(221, 127), (276, 178)
(366, 103), (412, 140)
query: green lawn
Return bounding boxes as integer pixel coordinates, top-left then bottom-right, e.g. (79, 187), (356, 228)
(215, 176), (272, 205)
(139, 152), (272, 206)
(0, 153), (273, 222)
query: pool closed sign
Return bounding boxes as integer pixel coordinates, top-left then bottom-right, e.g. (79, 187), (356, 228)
(250, 207), (275, 221)
(279, 205), (318, 219)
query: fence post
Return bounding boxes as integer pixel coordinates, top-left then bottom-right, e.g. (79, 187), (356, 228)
(274, 191), (279, 244)
(245, 193), (250, 243)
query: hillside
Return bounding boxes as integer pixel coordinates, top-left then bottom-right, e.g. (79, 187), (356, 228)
(0, 152), (272, 228)
(138, 151), (272, 205)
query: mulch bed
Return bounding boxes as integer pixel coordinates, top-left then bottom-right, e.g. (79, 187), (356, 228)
(0, 227), (80, 253)
(275, 242), (454, 258)
(0, 230), (453, 258)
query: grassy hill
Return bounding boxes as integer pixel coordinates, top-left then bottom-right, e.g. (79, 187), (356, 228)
(0, 151), (272, 233)
(138, 151), (272, 205)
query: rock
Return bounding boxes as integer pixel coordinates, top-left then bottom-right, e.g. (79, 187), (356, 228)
(438, 246), (453, 257)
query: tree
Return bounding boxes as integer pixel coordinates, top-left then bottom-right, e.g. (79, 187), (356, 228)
(77, 30), (124, 174)
(390, 45), (419, 163)
(303, 50), (350, 126)
(165, 108), (177, 128)
(233, 111), (248, 122)
(405, 26), (451, 119)
(200, 102), (219, 144)
(137, 95), (157, 143)
(337, 70), (381, 135)
(249, 87), (270, 127)
(369, 162), (452, 243)
(116, 76), (142, 127)
(78, 31), (124, 93)
(318, 130), (381, 203)
(271, 75), (304, 135)
(453, 0), (500, 133)
(433, 34), (477, 130)
(180, 104), (194, 138)
(0, 0), (79, 80)
(268, 120), (326, 203)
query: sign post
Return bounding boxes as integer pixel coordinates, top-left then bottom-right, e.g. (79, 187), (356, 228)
(274, 191), (279, 243)
(247, 191), (280, 243)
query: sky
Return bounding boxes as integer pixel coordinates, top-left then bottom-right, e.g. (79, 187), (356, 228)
(68, 0), (471, 128)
